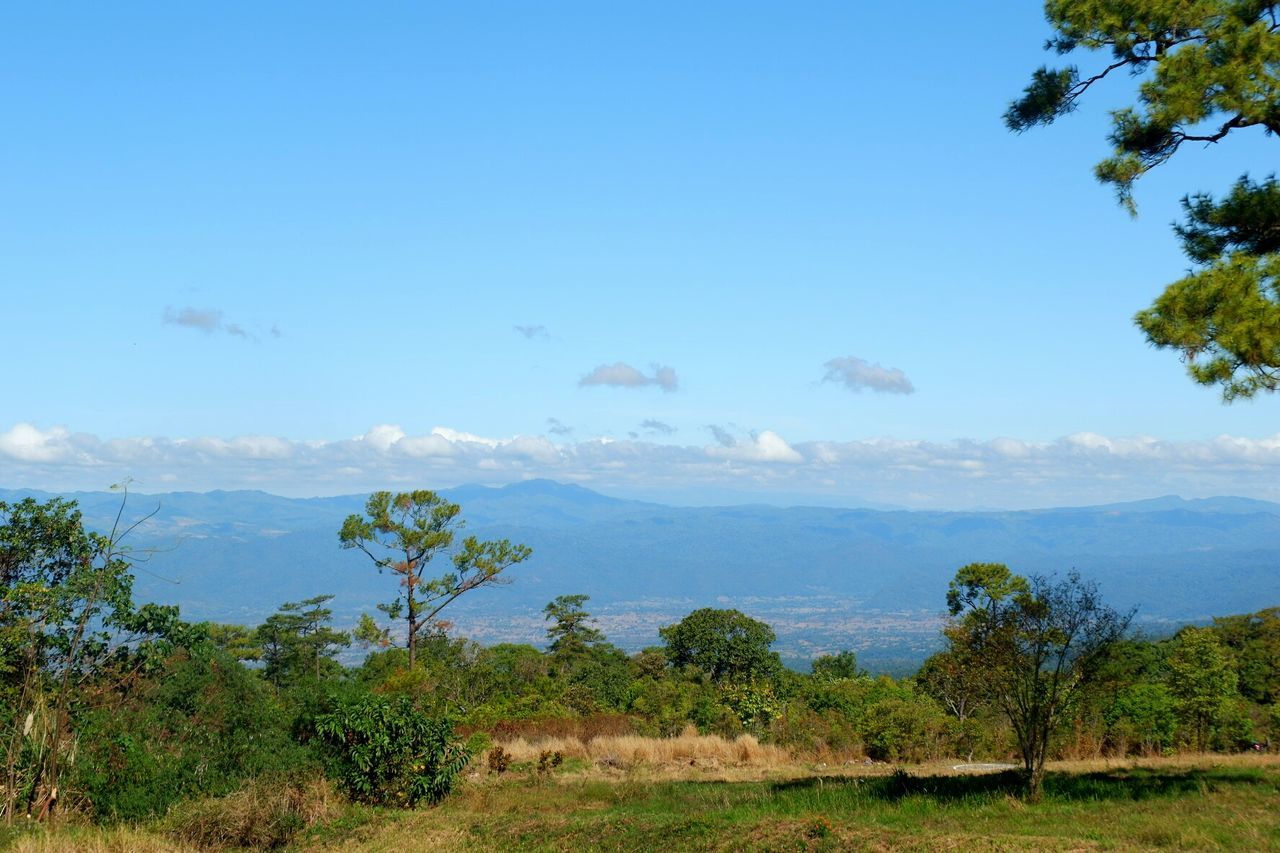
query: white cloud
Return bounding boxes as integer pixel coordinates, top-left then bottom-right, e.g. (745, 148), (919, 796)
(706, 430), (804, 464)
(822, 356), (914, 394)
(0, 423), (72, 462)
(580, 362), (679, 392)
(6, 422), (1280, 509)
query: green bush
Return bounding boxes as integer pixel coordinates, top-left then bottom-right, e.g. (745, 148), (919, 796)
(314, 695), (471, 806)
(72, 645), (312, 822)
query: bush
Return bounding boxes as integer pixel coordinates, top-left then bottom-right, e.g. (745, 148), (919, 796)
(72, 645), (312, 822)
(314, 695), (471, 806)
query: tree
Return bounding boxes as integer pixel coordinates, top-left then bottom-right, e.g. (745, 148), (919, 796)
(1211, 606), (1280, 705)
(944, 563), (1131, 800)
(1008, 3), (1280, 399)
(339, 491), (531, 669)
(0, 493), (194, 824)
(811, 650), (860, 680)
(256, 595), (350, 685)
(659, 608), (781, 684)
(1166, 626), (1239, 750)
(543, 594), (604, 658)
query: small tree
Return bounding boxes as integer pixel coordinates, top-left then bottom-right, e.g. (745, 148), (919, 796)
(1167, 626), (1238, 751)
(945, 563), (1131, 800)
(256, 595), (350, 685)
(339, 491), (531, 669)
(544, 594), (604, 658)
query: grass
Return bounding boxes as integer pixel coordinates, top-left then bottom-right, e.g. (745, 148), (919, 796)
(304, 754), (1280, 851)
(7, 755), (1279, 850)
(495, 726), (791, 770)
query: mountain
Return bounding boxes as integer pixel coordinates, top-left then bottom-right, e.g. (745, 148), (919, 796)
(4, 485), (1279, 672)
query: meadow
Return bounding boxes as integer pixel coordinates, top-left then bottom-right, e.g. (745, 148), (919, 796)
(10, 751), (1279, 851)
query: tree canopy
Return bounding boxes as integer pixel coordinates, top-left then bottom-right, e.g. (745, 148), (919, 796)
(1009, 1), (1280, 399)
(659, 608), (781, 684)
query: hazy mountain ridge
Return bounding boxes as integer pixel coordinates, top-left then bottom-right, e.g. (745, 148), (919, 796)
(4, 482), (1278, 671)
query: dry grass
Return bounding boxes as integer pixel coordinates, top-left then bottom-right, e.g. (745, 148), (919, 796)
(9, 825), (195, 853)
(494, 725), (792, 770)
(163, 775), (342, 850)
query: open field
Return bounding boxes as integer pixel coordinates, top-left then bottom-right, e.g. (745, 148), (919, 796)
(10, 754), (1278, 851)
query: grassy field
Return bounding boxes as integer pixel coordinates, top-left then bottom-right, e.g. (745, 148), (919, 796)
(9, 755), (1280, 851)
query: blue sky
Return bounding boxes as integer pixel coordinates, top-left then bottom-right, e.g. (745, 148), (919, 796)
(3, 2), (1279, 507)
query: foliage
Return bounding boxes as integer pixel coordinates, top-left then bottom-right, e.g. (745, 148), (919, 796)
(544, 594), (604, 659)
(1009, 2), (1280, 398)
(0, 494), (199, 823)
(1211, 606), (1280, 704)
(1167, 626), (1239, 750)
(810, 650), (860, 680)
(944, 564), (1131, 799)
(659, 608), (782, 684)
(72, 643), (311, 821)
(257, 595), (350, 687)
(1106, 682), (1178, 754)
(339, 490), (531, 669)
(314, 695), (471, 806)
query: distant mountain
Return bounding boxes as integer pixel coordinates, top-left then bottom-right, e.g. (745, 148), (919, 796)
(4, 484), (1279, 672)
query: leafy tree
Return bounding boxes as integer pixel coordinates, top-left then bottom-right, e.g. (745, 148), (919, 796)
(1106, 682), (1178, 755)
(0, 494), (195, 824)
(1008, 2), (1280, 399)
(339, 491), (531, 669)
(543, 594), (605, 658)
(203, 623), (262, 663)
(1167, 626), (1239, 750)
(659, 608), (781, 684)
(811, 650), (860, 680)
(1211, 606), (1280, 704)
(944, 564), (1131, 800)
(917, 631), (986, 724)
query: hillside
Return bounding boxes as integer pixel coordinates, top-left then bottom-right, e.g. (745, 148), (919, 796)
(5, 482), (1279, 671)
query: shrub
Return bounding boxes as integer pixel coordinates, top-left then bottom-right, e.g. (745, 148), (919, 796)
(314, 695), (471, 807)
(72, 645), (312, 822)
(487, 746), (511, 774)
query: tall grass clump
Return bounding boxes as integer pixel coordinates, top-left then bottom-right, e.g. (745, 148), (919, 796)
(163, 775), (340, 850)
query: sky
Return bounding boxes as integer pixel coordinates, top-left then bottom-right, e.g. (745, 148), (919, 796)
(3, 2), (1279, 509)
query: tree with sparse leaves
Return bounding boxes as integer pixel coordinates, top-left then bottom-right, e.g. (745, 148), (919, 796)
(339, 491), (531, 669)
(944, 563), (1131, 800)
(1008, 2), (1280, 400)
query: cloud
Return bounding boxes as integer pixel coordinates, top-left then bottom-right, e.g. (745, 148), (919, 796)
(641, 419), (676, 435)
(164, 307), (223, 333)
(822, 356), (914, 394)
(547, 418), (573, 436)
(6, 421), (1280, 510)
(580, 362), (679, 392)
(707, 425), (737, 448)
(164, 306), (278, 342)
(0, 423), (72, 462)
(706, 430), (804, 464)
(514, 324), (548, 339)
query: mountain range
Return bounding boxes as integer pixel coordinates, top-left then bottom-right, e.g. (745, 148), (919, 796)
(4, 481), (1278, 672)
